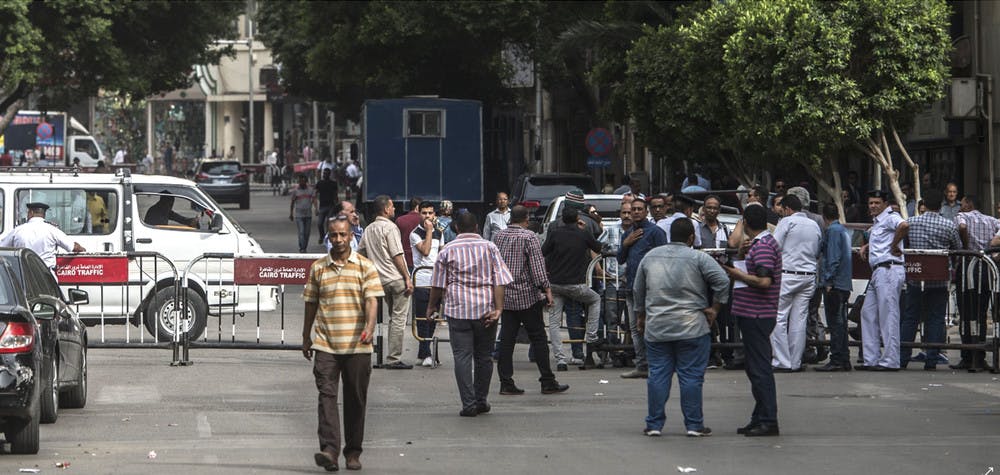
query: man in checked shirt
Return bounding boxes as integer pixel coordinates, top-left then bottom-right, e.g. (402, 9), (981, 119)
(492, 206), (570, 395)
(892, 189), (961, 370)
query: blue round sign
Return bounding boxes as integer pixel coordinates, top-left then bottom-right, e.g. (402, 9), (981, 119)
(585, 128), (613, 156)
(36, 122), (54, 140)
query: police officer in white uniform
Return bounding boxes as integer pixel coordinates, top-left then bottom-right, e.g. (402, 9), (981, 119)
(770, 194), (822, 371)
(858, 190), (906, 371)
(0, 202), (86, 268)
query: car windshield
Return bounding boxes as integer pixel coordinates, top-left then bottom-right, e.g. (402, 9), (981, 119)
(524, 177), (597, 201)
(201, 162), (242, 175)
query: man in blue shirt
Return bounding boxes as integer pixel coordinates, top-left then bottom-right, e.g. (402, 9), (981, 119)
(618, 198), (667, 378)
(815, 203), (854, 372)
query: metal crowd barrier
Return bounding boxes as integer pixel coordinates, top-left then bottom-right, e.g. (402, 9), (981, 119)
(410, 265), (444, 368)
(56, 252), (184, 357)
(594, 247), (999, 372)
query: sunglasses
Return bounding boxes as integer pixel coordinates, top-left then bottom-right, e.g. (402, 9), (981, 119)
(327, 214), (350, 222)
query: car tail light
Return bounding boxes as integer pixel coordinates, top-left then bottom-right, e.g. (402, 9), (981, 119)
(0, 321), (34, 354)
(195, 172), (210, 182)
(232, 172), (248, 183)
(520, 201), (541, 208)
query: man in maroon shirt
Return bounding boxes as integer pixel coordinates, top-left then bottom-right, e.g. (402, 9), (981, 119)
(395, 196), (423, 270)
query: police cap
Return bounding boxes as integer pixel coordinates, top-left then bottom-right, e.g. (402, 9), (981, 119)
(26, 202), (49, 211)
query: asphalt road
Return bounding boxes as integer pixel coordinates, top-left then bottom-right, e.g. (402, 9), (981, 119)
(2, 189), (998, 474)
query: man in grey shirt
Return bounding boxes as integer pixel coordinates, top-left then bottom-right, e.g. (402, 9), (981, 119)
(635, 218), (730, 437)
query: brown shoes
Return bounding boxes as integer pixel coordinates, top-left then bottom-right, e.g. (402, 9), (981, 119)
(314, 451), (339, 472)
(345, 454), (362, 471)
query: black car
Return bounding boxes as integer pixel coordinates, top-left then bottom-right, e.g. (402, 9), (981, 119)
(510, 173), (598, 229)
(194, 160), (251, 209)
(0, 248), (88, 454)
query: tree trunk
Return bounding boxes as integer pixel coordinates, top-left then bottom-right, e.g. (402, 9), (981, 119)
(891, 124), (921, 215)
(807, 156), (846, 222)
(861, 129), (907, 219)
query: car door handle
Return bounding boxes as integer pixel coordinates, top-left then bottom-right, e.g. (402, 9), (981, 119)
(136, 238), (152, 244)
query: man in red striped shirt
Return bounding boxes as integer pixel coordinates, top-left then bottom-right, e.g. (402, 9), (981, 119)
(724, 205), (782, 437)
(428, 211), (514, 417)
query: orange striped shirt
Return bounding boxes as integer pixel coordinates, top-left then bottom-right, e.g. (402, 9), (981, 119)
(303, 251), (385, 354)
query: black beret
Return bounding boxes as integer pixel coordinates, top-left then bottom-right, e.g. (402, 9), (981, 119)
(866, 189), (890, 201)
(26, 202), (49, 211)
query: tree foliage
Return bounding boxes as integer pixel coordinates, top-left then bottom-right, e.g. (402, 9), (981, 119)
(257, 1), (540, 115)
(0, 0), (241, 131)
(624, 0), (951, 217)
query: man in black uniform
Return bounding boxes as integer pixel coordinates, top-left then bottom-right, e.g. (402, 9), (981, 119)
(315, 168), (339, 243)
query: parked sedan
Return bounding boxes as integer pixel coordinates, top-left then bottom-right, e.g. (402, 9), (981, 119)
(193, 159), (251, 209)
(0, 261), (43, 454)
(0, 248), (89, 444)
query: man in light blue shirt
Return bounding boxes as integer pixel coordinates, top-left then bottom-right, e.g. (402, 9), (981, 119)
(634, 218), (730, 437)
(815, 203), (853, 372)
(859, 190), (907, 371)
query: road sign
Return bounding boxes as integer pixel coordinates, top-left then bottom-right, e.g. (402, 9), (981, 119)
(585, 128), (613, 156)
(587, 155), (612, 169)
(36, 122), (54, 140)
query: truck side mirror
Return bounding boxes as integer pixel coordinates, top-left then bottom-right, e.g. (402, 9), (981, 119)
(210, 214), (224, 232)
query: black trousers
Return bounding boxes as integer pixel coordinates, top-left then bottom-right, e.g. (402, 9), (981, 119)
(737, 315), (778, 425)
(956, 263), (990, 364)
(313, 352), (371, 458)
(498, 301), (556, 386)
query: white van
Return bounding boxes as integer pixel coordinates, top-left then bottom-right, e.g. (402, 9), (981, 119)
(0, 168), (277, 340)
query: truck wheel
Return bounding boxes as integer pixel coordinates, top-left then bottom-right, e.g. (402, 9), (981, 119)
(40, 356), (58, 424)
(239, 191), (250, 209)
(143, 287), (207, 342)
(8, 393), (40, 454)
(60, 346), (87, 409)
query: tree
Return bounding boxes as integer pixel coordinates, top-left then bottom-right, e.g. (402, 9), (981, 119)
(256, 1), (540, 116)
(0, 1), (241, 133)
(624, 0), (951, 218)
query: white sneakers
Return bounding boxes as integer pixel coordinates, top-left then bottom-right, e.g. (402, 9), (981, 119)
(643, 428), (662, 437)
(421, 357), (434, 367)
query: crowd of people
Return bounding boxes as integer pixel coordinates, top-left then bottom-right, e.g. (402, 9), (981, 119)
(299, 176), (999, 470)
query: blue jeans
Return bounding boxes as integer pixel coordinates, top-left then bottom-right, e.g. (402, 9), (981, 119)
(411, 288), (435, 359)
(295, 217), (312, 252)
(900, 284), (947, 366)
(645, 334), (711, 432)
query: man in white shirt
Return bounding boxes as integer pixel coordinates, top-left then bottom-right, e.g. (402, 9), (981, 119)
(770, 194), (821, 372)
(483, 192), (510, 242)
(658, 195), (702, 248)
(410, 201), (444, 367)
(113, 149), (126, 165)
(1, 202), (86, 268)
(858, 190), (907, 371)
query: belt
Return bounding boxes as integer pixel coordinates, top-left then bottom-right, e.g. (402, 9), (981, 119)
(782, 270), (815, 276)
(873, 261), (903, 269)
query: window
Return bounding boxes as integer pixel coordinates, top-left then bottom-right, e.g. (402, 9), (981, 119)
(74, 139), (99, 157)
(137, 191), (213, 231)
(405, 110), (443, 137)
(15, 189), (118, 235)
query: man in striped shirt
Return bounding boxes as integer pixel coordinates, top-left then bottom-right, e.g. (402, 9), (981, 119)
(303, 216), (385, 472)
(723, 205), (782, 437)
(428, 212), (514, 417)
(954, 194), (998, 371)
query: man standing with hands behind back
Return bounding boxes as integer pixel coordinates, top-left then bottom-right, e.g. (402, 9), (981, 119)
(303, 216), (384, 472)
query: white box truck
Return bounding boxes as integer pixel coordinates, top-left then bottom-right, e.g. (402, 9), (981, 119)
(0, 111), (106, 167)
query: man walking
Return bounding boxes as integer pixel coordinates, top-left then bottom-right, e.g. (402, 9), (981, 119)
(956, 195), (999, 371)
(724, 205), (781, 437)
(635, 219), (729, 437)
(542, 208), (604, 371)
(315, 168), (339, 244)
(483, 192), (510, 241)
(304, 217), (383, 472)
(770, 194), (821, 372)
(289, 174), (317, 253)
(427, 212), (513, 416)
(858, 190), (906, 371)
(814, 203), (854, 372)
(492, 206), (568, 395)
(893, 190), (960, 370)
(358, 195), (414, 369)
(410, 202), (444, 367)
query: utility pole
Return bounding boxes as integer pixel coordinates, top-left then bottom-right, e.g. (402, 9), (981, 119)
(247, 0), (254, 163)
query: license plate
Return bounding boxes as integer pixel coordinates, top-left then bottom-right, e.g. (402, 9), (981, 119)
(213, 179), (229, 184)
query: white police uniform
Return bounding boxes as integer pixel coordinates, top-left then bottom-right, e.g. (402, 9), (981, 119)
(861, 205), (905, 369)
(0, 204), (76, 268)
(771, 211), (822, 370)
